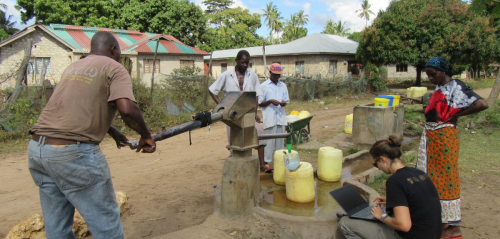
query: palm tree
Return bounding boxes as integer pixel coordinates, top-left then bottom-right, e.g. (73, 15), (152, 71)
(296, 10), (309, 26)
(322, 20), (350, 36)
(322, 20), (336, 34)
(262, 2), (277, 43)
(270, 11), (284, 43)
(356, 0), (375, 28)
(334, 20), (350, 36)
(262, 2), (283, 44)
(0, 4), (18, 36)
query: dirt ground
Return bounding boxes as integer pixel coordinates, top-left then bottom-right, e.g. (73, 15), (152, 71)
(0, 89), (497, 238)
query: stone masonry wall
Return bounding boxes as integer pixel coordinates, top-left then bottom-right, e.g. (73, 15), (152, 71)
(208, 54), (356, 80)
(0, 29), (72, 89)
(386, 64), (429, 80)
(136, 54), (205, 85)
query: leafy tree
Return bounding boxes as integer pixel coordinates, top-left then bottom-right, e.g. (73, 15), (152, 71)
(202, 0), (234, 14)
(0, 29), (10, 41)
(348, 32), (362, 42)
(199, 7), (262, 51)
(322, 20), (350, 36)
(0, 5), (19, 39)
(262, 2), (283, 44)
(356, 0), (375, 28)
(282, 10), (308, 42)
(116, 0), (206, 47)
(357, 0), (497, 86)
(470, 0), (500, 106)
(15, 0), (119, 27)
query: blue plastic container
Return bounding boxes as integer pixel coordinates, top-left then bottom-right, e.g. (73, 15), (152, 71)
(378, 95), (394, 106)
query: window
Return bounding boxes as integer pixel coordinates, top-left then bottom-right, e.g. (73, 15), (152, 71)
(28, 57), (51, 75)
(144, 59), (160, 73)
(273, 61), (281, 65)
(348, 61), (359, 75)
(329, 60), (338, 75)
(295, 61), (304, 75)
(249, 63), (253, 68)
(180, 60), (194, 68)
(221, 63), (227, 73)
(396, 64), (408, 73)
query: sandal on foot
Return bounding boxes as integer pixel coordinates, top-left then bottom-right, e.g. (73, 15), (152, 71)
(262, 164), (274, 173)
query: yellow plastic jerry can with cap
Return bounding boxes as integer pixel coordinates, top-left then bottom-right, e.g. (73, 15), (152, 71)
(344, 114), (353, 134)
(317, 147), (343, 182)
(285, 162), (315, 203)
(274, 149), (298, 185)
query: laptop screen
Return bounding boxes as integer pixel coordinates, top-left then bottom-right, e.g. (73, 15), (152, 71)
(330, 185), (369, 213)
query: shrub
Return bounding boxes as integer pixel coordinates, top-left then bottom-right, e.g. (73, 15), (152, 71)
(365, 63), (387, 92)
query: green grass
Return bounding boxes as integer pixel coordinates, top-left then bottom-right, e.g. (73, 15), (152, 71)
(464, 78), (495, 89)
(455, 114), (500, 188)
(368, 102), (500, 194)
(0, 136), (29, 154)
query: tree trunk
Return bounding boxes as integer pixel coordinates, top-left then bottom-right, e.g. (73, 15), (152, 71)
(487, 68), (500, 106)
(7, 39), (33, 104)
(415, 65), (423, 86)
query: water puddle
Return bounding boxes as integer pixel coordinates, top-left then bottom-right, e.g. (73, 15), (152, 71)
(259, 154), (374, 217)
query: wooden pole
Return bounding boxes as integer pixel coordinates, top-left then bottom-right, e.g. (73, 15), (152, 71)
(208, 50), (213, 77)
(262, 39), (267, 78)
(150, 38), (160, 100)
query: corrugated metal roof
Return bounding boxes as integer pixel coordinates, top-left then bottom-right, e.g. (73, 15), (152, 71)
(18, 24), (210, 55)
(204, 33), (358, 60)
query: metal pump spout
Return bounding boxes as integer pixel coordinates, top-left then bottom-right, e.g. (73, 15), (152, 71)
(122, 91), (289, 150)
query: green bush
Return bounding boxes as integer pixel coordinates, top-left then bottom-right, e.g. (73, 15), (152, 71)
(364, 63), (387, 92)
(3, 98), (39, 131)
(171, 66), (203, 76)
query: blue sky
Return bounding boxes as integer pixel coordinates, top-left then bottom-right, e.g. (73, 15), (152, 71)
(5, 0), (391, 37)
(194, 0), (392, 36)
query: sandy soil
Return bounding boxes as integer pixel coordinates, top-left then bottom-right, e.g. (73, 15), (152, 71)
(0, 89), (498, 238)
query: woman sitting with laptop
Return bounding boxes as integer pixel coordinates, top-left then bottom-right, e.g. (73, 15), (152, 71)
(339, 135), (442, 239)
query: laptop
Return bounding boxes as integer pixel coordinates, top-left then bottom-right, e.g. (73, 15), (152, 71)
(329, 184), (378, 221)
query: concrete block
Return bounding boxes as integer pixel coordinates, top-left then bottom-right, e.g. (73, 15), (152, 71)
(352, 103), (404, 145)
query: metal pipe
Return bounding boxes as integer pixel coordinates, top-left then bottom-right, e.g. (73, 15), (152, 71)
(122, 113), (222, 149)
(258, 133), (291, 140)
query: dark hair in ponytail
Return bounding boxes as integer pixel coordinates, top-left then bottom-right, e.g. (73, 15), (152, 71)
(370, 135), (402, 161)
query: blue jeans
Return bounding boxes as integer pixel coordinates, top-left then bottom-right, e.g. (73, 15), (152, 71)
(28, 138), (123, 239)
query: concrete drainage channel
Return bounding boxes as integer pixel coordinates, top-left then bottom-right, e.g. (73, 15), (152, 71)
(159, 146), (418, 239)
(253, 149), (384, 239)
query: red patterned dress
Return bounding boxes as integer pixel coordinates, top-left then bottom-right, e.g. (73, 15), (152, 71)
(416, 79), (481, 225)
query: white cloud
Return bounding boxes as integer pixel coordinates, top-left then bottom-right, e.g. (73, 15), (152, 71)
(284, 0), (302, 7)
(194, 0), (248, 11)
(317, 0), (391, 33)
(304, 3), (311, 16)
(231, 0), (248, 9)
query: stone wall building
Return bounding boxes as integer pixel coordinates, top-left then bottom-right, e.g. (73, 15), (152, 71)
(205, 34), (359, 80)
(0, 24), (209, 89)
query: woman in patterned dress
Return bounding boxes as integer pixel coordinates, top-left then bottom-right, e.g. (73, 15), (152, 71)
(416, 57), (488, 239)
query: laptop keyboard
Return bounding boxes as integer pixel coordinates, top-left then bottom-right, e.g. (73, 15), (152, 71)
(351, 206), (373, 218)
